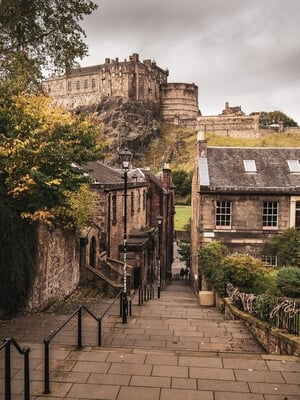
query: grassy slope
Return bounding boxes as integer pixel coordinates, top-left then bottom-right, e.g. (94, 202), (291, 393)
(174, 206), (191, 231)
(141, 124), (300, 173)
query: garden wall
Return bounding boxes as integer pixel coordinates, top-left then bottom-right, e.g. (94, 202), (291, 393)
(224, 298), (300, 356)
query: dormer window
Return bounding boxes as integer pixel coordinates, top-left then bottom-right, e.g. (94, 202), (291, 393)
(287, 160), (300, 173)
(243, 160), (257, 173)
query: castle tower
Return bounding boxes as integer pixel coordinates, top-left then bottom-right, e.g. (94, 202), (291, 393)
(160, 83), (200, 126)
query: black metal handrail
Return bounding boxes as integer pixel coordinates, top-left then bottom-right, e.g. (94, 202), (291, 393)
(0, 337), (30, 400)
(43, 291), (123, 394)
(138, 284), (155, 306)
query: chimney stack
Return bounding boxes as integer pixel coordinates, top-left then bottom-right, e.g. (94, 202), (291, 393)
(196, 130), (207, 157)
(162, 162), (171, 190)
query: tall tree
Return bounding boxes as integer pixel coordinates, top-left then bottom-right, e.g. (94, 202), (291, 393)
(0, 93), (104, 226)
(263, 228), (300, 267)
(0, 0), (101, 315)
(0, 0), (97, 92)
(251, 111), (298, 127)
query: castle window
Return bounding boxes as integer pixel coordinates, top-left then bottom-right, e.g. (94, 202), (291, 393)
(262, 201), (278, 228)
(215, 201), (231, 228)
(84, 79), (88, 89)
(92, 78), (96, 88)
(76, 81), (80, 90)
(67, 80), (72, 91)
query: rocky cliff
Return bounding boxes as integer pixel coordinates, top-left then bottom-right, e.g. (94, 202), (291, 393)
(79, 96), (162, 166)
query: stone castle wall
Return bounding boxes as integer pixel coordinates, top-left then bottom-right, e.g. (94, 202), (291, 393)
(196, 114), (260, 137)
(44, 53), (169, 110)
(44, 54), (264, 135)
(44, 53), (201, 124)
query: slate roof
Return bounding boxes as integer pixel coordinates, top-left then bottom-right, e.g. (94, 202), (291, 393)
(199, 147), (300, 193)
(77, 161), (124, 185)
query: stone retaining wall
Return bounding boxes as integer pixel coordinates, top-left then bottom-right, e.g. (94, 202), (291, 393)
(224, 298), (300, 356)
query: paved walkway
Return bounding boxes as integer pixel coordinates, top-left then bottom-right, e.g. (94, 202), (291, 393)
(1, 280), (300, 399)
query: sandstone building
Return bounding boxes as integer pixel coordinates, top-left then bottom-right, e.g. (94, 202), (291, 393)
(28, 159), (175, 309)
(196, 102), (260, 137)
(191, 132), (300, 290)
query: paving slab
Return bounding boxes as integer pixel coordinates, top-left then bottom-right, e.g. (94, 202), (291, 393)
(1, 279), (300, 399)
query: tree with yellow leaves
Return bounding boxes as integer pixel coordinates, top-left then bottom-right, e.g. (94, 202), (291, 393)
(0, 93), (104, 227)
(0, 93), (105, 315)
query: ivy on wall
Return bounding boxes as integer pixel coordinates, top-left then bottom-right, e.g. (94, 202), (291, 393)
(0, 210), (38, 315)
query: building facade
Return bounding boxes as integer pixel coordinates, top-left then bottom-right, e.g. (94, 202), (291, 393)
(78, 160), (175, 292)
(191, 132), (300, 289)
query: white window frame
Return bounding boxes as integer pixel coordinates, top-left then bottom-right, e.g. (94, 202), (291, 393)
(262, 201), (278, 229)
(215, 200), (232, 229)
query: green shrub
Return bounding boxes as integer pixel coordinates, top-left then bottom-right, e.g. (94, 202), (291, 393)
(263, 228), (300, 267)
(254, 270), (279, 296)
(211, 254), (269, 297)
(255, 294), (278, 322)
(277, 266), (300, 297)
(198, 241), (228, 285)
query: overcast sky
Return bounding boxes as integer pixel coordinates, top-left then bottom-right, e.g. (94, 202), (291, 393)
(80, 0), (300, 124)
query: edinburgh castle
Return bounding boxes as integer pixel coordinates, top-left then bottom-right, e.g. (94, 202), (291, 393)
(44, 53), (262, 141)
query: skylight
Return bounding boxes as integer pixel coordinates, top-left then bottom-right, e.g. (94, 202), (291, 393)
(243, 160), (257, 173)
(287, 160), (300, 173)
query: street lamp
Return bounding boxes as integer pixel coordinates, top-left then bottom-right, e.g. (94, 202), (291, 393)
(119, 145), (133, 323)
(157, 215), (162, 299)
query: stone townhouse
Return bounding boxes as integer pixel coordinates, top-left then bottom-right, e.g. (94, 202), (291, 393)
(78, 160), (174, 293)
(191, 132), (300, 290)
(133, 164), (175, 285)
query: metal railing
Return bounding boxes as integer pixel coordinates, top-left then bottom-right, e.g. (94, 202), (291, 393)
(226, 283), (300, 336)
(43, 291), (123, 394)
(138, 284), (155, 306)
(0, 337), (30, 400)
(270, 299), (300, 336)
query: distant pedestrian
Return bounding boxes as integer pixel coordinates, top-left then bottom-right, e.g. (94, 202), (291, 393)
(180, 267), (185, 280)
(184, 267), (190, 280)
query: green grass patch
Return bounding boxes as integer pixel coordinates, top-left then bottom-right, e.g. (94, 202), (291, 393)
(140, 124), (300, 176)
(174, 206), (191, 231)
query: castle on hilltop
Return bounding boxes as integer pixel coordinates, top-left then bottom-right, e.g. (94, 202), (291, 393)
(43, 53), (201, 125)
(44, 53), (264, 137)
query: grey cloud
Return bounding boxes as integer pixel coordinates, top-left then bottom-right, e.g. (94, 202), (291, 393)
(81, 0), (300, 124)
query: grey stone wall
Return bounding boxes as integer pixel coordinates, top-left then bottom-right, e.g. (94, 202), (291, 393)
(27, 224), (80, 311)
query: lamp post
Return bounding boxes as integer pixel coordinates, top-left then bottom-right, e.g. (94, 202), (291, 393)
(157, 215), (162, 299)
(119, 145), (133, 323)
